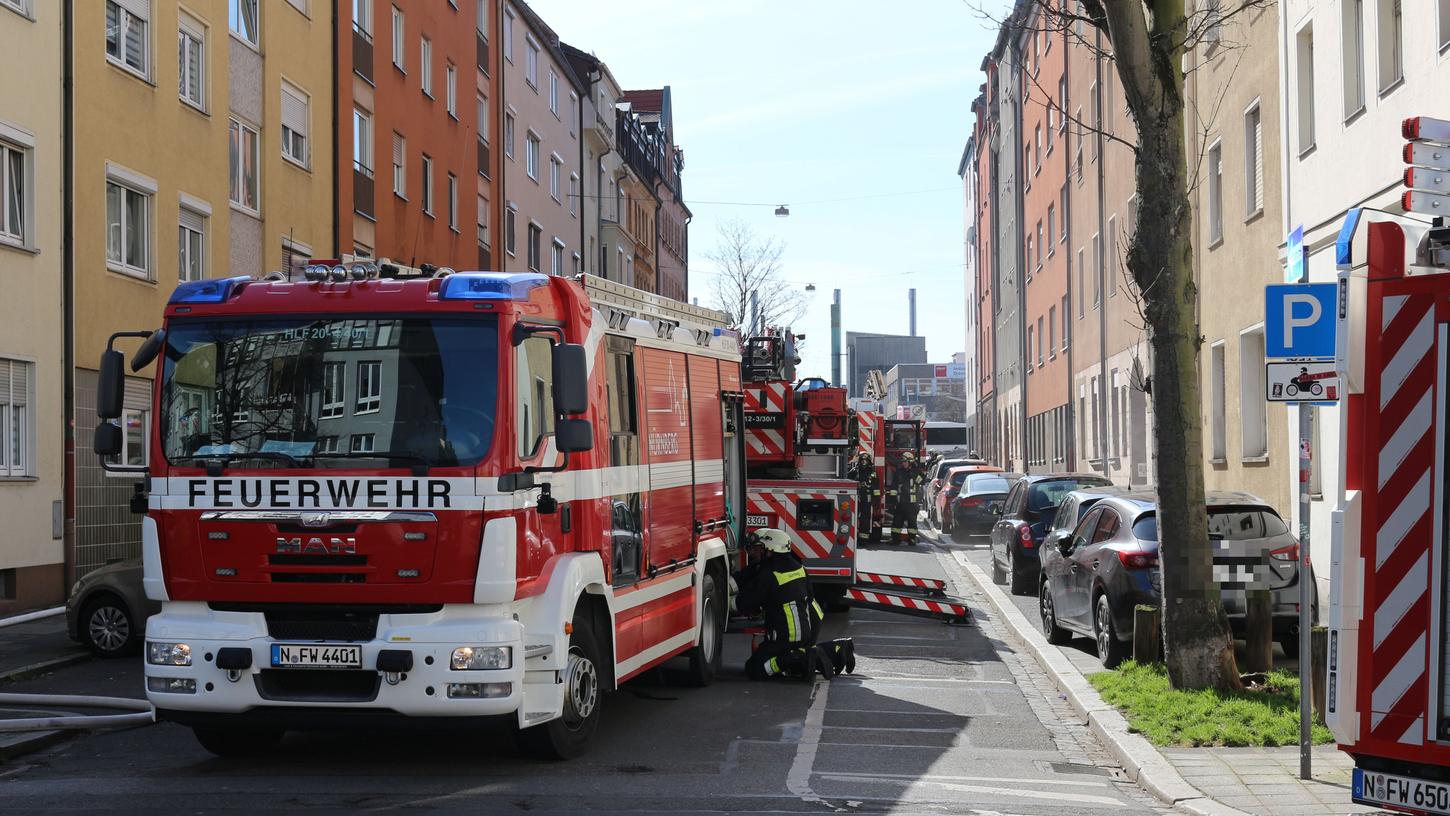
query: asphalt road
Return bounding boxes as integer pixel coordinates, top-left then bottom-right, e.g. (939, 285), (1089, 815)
(0, 543), (1166, 815)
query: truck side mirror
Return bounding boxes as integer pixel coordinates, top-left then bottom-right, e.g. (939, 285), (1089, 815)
(130, 328), (167, 372)
(93, 422), (122, 457)
(97, 349), (125, 421)
(555, 418), (593, 453)
(552, 343), (588, 415)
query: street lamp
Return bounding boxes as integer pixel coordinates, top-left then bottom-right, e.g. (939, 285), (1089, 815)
(774, 205), (790, 218)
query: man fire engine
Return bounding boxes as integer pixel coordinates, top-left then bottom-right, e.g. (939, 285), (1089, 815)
(92, 264), (744, 760)
(734, 528), (853, 680)
(1329, 115), (1450, 815)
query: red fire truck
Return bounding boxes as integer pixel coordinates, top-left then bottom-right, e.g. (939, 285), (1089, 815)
(91, 266), (745, 759)
(740, 330), (858, 604)
(1330, 118), (1450, 814)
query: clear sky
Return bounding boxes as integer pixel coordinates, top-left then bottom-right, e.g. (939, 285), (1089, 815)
(529, 0), (1007, 386)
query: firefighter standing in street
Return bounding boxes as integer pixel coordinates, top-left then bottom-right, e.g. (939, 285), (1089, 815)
(850, 451), (881, 542)
(734, 529), (855, 680)
(889, 451), (925, 545)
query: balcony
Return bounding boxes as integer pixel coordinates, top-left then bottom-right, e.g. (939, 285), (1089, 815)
(353, 26), (373, 83)
(477, 138), (490, 179)
(353, 165), (375, 219)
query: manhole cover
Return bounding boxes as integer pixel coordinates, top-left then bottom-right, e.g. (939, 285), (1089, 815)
(1046, 762), (1114, 777)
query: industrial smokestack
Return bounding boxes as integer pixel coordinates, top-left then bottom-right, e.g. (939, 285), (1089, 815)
(909, 289), (917, 337)
(831, 289), (842, 386)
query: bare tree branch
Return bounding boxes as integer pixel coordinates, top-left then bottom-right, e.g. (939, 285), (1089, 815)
(705, 219), (805, 333)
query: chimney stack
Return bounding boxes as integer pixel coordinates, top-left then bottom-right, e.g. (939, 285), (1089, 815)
(909, 289), (917, 337)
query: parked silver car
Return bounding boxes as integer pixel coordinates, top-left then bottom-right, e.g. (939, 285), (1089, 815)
(65, 559), (159, 657)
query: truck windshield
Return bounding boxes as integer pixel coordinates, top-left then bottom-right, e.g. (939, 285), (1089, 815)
(159, 317), (498, 469)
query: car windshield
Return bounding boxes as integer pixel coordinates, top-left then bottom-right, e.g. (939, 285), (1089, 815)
(1028, 477), (1112, 511)
(1207, 507), (1290, 539)
(159, 316), (498, 468)
(964, 474), (1011, 493)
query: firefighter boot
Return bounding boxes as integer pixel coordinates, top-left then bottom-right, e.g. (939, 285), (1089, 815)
(809, 646), (835, 681)
(824, 638), (855, 675)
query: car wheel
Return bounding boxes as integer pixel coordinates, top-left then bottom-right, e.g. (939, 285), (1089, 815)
(1008, 551), (1032, 596)
(1094, 594), (1127, 669)
(80, 594), (140, 657)
(1040, 581), (1071, 645)
(193, 727), (285, 757)
(518, 609), (603, 760)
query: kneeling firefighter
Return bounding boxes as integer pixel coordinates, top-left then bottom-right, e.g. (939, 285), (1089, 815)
(734, 529), (855, 680)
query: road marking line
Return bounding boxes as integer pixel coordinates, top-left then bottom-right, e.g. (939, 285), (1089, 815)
(815, 774), (1123, 805)
(817, 770), (1110, 788)
(840, 675), (1015, 684)
(821, 725), (961, 734)
(785, 679), (829, 803)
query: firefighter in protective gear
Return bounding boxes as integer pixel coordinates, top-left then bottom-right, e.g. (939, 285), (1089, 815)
(891, 451), (925, 545)
(850, 451), (881, 542)
(735, 529), (855, 680)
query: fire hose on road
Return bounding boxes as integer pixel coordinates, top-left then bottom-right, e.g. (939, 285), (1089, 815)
(0, 694), (155, 733)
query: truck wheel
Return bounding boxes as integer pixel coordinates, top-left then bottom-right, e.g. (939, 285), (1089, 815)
(819, 585), (851, 613)
(683, 573), (723, 687)
(518, 610), (603, 760)
(192, 726), (285, 757)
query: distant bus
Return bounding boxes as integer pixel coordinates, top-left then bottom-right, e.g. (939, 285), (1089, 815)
(923, 421), (969, 453)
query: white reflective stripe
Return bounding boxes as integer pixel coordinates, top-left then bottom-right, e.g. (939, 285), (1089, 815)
(1380, 310), (1434, 409)
(616, 628), (695, 679)
(1371, 634), (1425, 728)
(474, 516), (516, 604)
(141, 516), (169, 602)
(649, 461), (694, 490)
(612, 570), (692, 613)
(1378, 390), (1433, 489)
(1376, 469), (1431, 569)
(1382, 294), (1407, 331)
(1400, 714), (1426, 746)
(1374, 550), (1429, 648)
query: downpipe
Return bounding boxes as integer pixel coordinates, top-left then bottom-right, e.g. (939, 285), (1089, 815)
(0, 693), (155, 733)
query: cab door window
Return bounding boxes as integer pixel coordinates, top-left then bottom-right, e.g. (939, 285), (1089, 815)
(1091, 508), (1121, 544)
(515, 334), (555, 459)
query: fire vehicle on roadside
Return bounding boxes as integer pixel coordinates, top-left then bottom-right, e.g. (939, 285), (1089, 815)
(851, 381), (927, 544)
(1329, 115), (1450, 815)
(740, 329), (858, 606)
(92, 264), (746, 759)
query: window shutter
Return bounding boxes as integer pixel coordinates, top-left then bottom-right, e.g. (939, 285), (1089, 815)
(113, 0), (149, 20)
(179, 206), (204, 234)
(282, 87), (308, 134)
(0, 360), (11, 404)
(393, 131), (404, 167)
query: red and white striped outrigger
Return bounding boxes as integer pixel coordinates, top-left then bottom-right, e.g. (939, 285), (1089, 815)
(856, 571), (947, 593)
(845, 587), (969, 624)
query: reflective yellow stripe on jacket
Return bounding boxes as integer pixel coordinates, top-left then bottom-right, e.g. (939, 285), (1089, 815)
(773, 567), (806, 586)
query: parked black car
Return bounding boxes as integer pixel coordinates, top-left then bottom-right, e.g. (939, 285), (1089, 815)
(990, 473), (1114, 595)
(65, 558), (159, 657)
(1038, 491), (1317, 668)
(949, 472), (1021, 539)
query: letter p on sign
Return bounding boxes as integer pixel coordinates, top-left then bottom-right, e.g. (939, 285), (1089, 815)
(1265, 283), (1338, 359)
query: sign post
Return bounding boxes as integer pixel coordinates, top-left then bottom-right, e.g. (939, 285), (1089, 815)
(1265, 278), (1335, 781)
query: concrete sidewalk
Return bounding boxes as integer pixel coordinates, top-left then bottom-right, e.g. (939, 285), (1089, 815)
(0, 612), (91, 682)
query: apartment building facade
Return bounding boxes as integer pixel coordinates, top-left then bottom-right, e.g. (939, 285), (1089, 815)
(1188, 3), (1290, 514)
(73, 0), (334, 581)
(0, 0), (64, 610)
(989, 22), (1025, 473)
(622, 88), (689, 302)
(559, 44), (622, 281)
(1279, 0), (1450, 599)
(958, 133), (980, 454)
(971, 85), (998, 463)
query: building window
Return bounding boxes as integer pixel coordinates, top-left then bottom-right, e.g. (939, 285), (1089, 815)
(1073, 107), (1084, 178)
(321, 361), (345, 418)
(477, 195), (489, 246)
(106, 179), (150, 277)
(1342, 0), (1365, 118)
(525, 132), (539, 180)
(504, 112), (515, 158)
(447, 172), (458, 231)
(281, 83), (310, 168)
(1092, 233), (1101, 306)
(551, 238), (564, 276)
(1046, 203), (1055, 251)
(505, 203), (517, 256)
(1239, 328), (1267, 458)
(1244, 103), (1262, 216)
(1026, 326), (1034, 373)
(1441, 0), (1450, 52)
(231, 0), (259, 45)
(392, 131), (405, 196)
(106, 0), (150, 78)
(502, 7), (514, 61)
(391, 5), (404, 68)
(178, 14), (205, 110)
(0, 359), (31, 478)
(1, 0), (30, 14)
(549, 70), (558, 116)
(1107, 215), (1118, 296)
(109, 407), (148, 469)
(1035, 222), (1043, 271)
(1036, 317), (1045, 366)
(1034, 124), (1041, 172)
(421, 153), (433, 214)
(549, 155), (561, 201)
(316, 436), (339, 453)
(356, 361), (381, 414)
(1296, 24), (1315, 154)
(1076, 248), (1085, 316)
(527, 223), (541, 271)
(569, 93), (578, 137)
(1207, 140), (1222, 245)
(568, 173), (579, 216)
(178, 206), (205, 282)
(1048, 306), (1056, 359)
(0, 141), (26, 247)
(420, 36), (432, 96)
(446, 63), (457, 117)
(1060, 295), (1069, 350)
(525, 37), (538, 87)
(1209, 341), (1226, 460)
(352, 107), (373, 175)
(1377, 0), (1402, 94)
(229, 118), (259, 211)
(350, 433), (376, 454)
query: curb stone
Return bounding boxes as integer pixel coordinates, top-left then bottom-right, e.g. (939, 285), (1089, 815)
(948, 549), (1255, 816)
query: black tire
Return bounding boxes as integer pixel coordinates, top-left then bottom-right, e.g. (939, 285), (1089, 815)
(518, 609), (603, 760)
(1279, 635), (1301, 660)
(819, 585), (851, 614)
(1008, 551), (1033, 596)
(1040, 581), (1072, 645)
(193, 727), (285, 757)
(683, 573), (724, 687)
(80, 594), (140, 657)
(990, 550), (1007, 584)
(1094, 594), (1127, 669)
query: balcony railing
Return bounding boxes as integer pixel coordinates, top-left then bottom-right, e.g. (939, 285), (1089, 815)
(353, 165), (375, 218)
(353, 26), (373, 83)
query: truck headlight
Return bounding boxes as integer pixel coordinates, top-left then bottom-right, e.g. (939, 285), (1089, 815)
(450, 646), (511, 670)
(147, 642), (192, 666)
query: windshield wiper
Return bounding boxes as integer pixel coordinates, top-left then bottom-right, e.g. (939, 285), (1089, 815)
(190, 451), (304, 474)
(312, 450), (432, 475)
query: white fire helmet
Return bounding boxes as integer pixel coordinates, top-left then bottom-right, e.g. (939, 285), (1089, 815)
(753, 528), (793, 553)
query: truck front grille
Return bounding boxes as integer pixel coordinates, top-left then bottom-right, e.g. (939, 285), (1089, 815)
(255, 669), (380, 703)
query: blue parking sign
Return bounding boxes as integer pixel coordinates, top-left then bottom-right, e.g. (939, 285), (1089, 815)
(1265, 284), (1337, 359)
